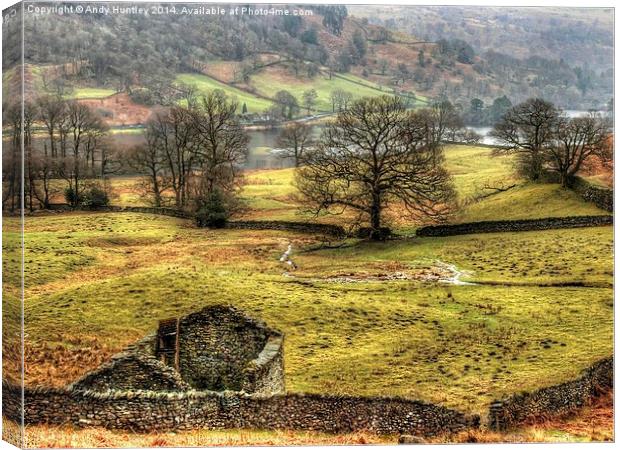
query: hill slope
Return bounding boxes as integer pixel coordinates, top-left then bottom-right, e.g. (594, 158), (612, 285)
(3, 4), (612, 114)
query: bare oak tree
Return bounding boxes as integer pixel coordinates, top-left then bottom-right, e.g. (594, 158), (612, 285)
(296, 96), (455, 239)
(276, 122), (314, 166)
(491, 98), (559, 181)
(548, 113), (611, 187)
(191, 91), (249, 210)
(37, 95), (67, 158)
(126, 128), (170, 207)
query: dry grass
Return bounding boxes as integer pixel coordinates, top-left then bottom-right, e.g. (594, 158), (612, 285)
(21, 424), (392, 448)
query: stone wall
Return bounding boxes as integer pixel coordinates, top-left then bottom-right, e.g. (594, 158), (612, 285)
(2, 382), (477, 437)
(569, 176), (613, 212)
(488, 357), (613, 431)
(241, 335), (285, 395)
(224, 220), (346, 237)
(69, 352), (190, 393)
(416, 215), (613, 237)
(46, 204), (347, 236)
(176, 306), (280, 392)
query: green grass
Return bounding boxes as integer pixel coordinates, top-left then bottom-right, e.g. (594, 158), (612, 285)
(250, 70), (403, 113)
(15, 145), (611, 419)
(236, 147), (608, 224)
(444, 145), (516, 201)
(64, 87), (116, 99)
(459, 184), (608, 222)
(8, 212), (612, 415)
(109, 127), (146, 135)
(104, 144), (608, 224)
(335, 73), (428, 103)
(175, 73), (273, 113)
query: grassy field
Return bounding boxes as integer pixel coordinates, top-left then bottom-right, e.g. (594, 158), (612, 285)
(234, 145), (609, 226)
(250, 69), (400, 112)
(65, 87), (117, 99)
(175, 73), (273, 113)
(8, 210), (612, 413)
(99, 145), (608, 228)
(175, 67), (421, 116)
(4, 140), (612, 445)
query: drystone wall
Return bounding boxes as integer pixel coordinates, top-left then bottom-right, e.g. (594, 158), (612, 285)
(488, 357), (613, 431)
(2, 382), (477, 436)
(241, 335), (286, 395)
(46, 204), (346, 236)
(416, 215), (613, 237)
(224, 220), (346, 237)
(69, 352), (191, 393)
(570, 176), (613, 212)
(176, 306), (280, 392)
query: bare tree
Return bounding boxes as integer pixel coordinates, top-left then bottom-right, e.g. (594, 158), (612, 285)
(191, 91), (249, 209)
(548, 113), (611, 187)
(296, 96), (455, 239)
(2, 102), (22, 212)
(24, 102), (38, 211)
(127, 128), (169, 207)
(432, 99), (464, 143)
(302, 89), (318, 114)
(148, 106), (199, 208)
(60, 101), (108, 204)
(29, 152), (58, 210)
(491, 98), (559, 181)
(37, 95), (67, 158)
(276, 122), (314, 166)
(330, 89), (353, 112)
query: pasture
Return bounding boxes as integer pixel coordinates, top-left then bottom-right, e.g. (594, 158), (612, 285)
(175, 73), (274, 113)
(98, 145), (608, 228)
(65, 87), (117, 99)
(4, 143), (613, 445)
(7, 211), (612, 411)
(174, 67), (423, 116)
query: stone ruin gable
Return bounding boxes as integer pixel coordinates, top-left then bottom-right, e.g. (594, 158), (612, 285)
(241, 334), (285, 395)
(69, 351), (191, 393)
(175, 305), (284, 393)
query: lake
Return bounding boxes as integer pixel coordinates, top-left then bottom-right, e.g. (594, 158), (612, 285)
(20, 110), (600, 170)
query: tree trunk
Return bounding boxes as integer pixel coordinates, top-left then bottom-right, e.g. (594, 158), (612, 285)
(370, 192), (382, 239)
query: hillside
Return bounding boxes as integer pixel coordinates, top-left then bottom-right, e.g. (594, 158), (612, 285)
(3, 4), (612, 124)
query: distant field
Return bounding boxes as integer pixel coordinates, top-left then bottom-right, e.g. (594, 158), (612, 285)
(459, 183), (608, 222)
(175, 73), (273, 113)
(235, 146), (609, 226)
(250, 68), (404, 112)
(66, 87), (117, 99)
(101, 145), (609, 225)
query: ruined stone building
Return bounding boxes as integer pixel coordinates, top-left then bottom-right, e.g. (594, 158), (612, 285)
(70, 305), (285, 395)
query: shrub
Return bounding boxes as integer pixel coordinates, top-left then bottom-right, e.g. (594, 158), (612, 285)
(64, 186), (80, 206)
(195, 190), (230, 228)
(80, 186), (110, 208)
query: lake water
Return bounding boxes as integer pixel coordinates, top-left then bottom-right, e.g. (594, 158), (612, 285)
(101, 109), (608, 169)
(467, 110), (603, 146)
